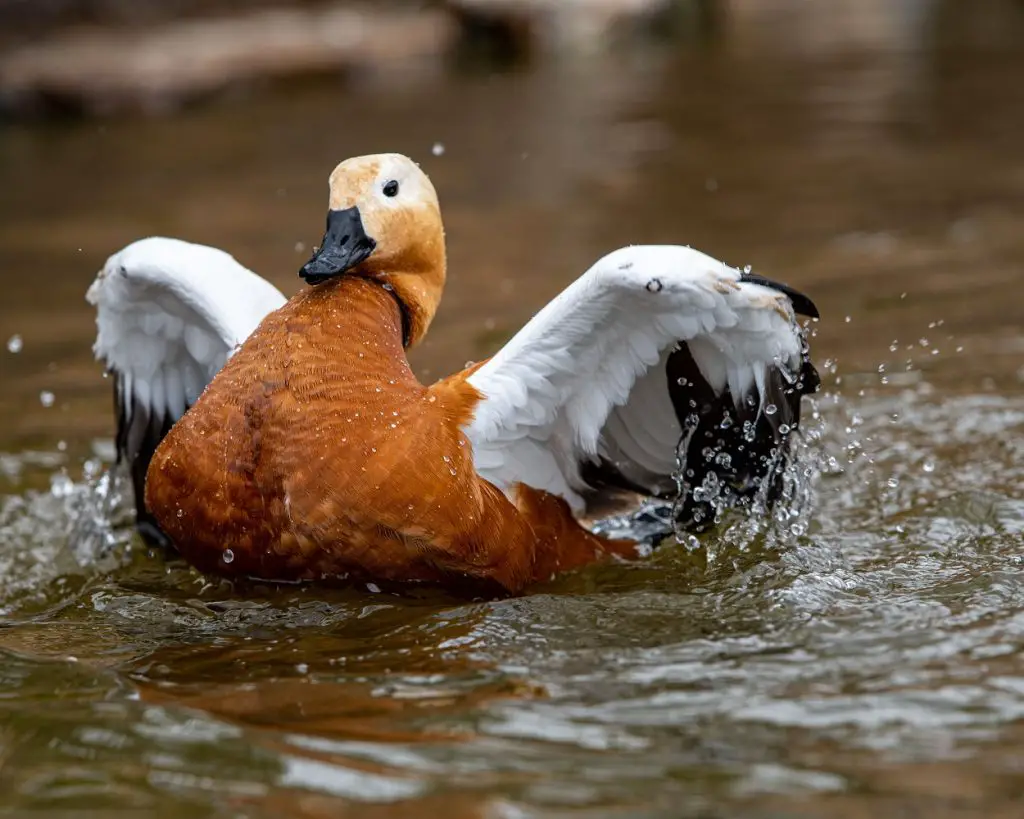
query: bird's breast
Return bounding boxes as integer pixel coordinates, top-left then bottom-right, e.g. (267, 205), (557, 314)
(144, 277), (486, 581)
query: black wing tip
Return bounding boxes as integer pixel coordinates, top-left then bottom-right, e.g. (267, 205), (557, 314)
(801, 357), (821, 396)
(740, 272), (820, 320)
(113, 371), (179, 551)
(666, 345), (816, 533)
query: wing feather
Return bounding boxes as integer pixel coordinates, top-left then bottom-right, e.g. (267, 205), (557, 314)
(87, 236), (286, 543)
(464, 244), (819, 527)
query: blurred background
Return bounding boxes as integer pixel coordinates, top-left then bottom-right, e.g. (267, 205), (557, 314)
(3, 0), (1023, 452)
(3, 1), (1024, 817)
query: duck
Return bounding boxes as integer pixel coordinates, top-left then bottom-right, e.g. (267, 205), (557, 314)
(88, 152), (819, 595)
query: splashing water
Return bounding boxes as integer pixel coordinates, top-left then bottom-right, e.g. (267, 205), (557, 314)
(0, 455), (134, 613)
(592, 390), (826, 558)
(2, 358), (1024, 817)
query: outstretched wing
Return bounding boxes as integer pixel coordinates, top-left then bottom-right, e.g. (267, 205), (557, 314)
(463, 244), (820, 530)
(86, 236), (286, 542)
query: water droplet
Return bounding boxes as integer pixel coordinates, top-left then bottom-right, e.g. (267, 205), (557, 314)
(222, 549), (235, 564)
(56, 440), (67, 452)
(676, 376), (689, 387)
(764, 403), (777, 416)
(39, 390), (55, 408)
(6, 334), (23, 353)
(432, 142), (445, 157)
(50, 472), (74, 497)
(779, 423), (791, 434)
(645, 278), (663, 293)
(922, 459), (935, 473)
(742, 264), (752, 274)
(295, 662), (309, 673)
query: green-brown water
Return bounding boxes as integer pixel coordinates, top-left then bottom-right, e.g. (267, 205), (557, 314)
(2, 2), (1024, 815)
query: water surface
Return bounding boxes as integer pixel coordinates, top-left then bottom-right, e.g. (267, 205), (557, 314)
(2, 3), (1024, 815)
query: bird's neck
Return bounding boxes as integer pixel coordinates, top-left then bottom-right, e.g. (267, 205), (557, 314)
(290, 276), (416, 382)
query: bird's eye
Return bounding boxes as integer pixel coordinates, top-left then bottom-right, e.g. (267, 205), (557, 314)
(383, 180), (399, 197)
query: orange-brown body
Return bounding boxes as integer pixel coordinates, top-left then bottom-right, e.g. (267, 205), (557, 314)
(147, 277), (636, 594)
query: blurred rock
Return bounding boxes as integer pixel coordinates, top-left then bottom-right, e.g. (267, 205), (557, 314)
(0, 0), (357, 48)
(0, 4), (455, 118)
(721, 0), (934, 55)
(444, 0), (695, 55)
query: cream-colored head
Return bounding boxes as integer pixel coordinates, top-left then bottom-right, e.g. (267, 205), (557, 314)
(300, 153), (446, 348)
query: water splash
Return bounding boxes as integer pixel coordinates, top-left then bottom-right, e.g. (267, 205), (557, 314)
(592, 397), (827, 556)
(0, 456), (134, 613)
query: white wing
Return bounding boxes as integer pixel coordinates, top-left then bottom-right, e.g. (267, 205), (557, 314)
(464, 244), (819, 528)
(86, 236), (286, 541)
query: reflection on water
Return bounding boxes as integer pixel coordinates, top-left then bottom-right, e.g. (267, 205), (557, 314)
(2, 1), (1024, 815)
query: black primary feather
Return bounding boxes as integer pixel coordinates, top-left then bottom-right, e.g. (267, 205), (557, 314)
(583, 275), (820, 534)
(114, 373), (177, 550)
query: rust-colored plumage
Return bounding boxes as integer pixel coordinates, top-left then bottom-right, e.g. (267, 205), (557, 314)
(147, 278), (633, 593)
(146, 154), (636, 594)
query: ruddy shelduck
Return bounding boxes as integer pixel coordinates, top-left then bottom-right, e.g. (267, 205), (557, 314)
(88, 153), (820, 595)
